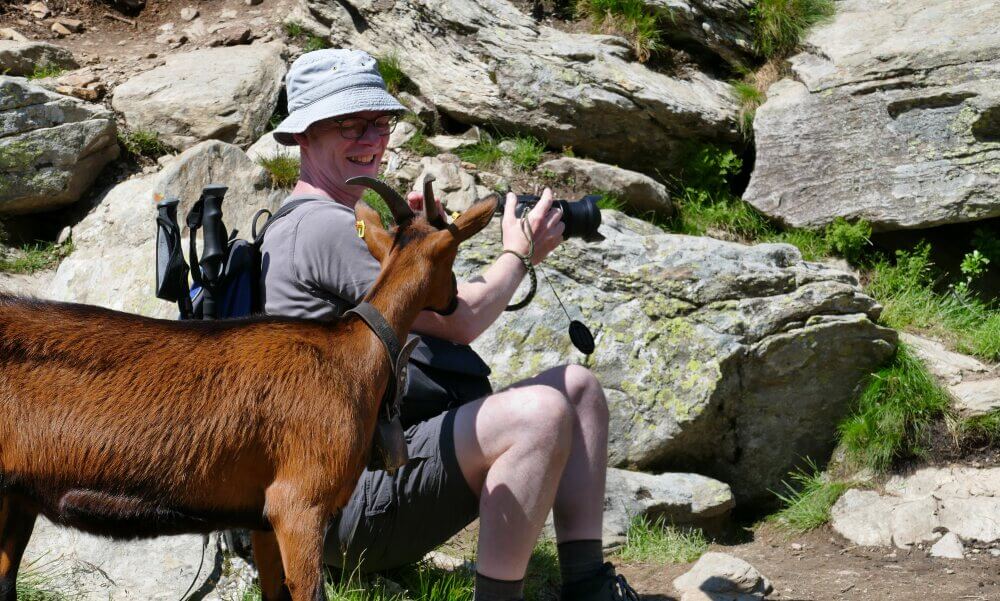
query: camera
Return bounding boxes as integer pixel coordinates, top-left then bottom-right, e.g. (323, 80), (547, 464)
(495, 193), (605, 242)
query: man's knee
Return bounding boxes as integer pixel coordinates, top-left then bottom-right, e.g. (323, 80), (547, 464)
(510, 385), (574, 455)
(562, 364), (609, 426)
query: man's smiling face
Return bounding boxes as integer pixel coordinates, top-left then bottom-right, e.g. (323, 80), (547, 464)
(295, 110), (394, 201)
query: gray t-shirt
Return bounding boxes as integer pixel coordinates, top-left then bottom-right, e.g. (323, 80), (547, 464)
(259, 193), (380, 320)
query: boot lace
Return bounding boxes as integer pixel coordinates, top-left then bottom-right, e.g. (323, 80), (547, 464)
(613, 573), (640, 601)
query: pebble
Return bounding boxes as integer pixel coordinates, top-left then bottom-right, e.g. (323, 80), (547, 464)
(990, 549), (1000, 558)
(791, 543), (804, 551)
(180, 7), (199, 21)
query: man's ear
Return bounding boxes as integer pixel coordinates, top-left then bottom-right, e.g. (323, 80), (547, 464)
(356, 200), (393, 263)
(449, 197), (497, 243)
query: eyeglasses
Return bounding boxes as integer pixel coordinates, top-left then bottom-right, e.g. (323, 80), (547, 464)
(316, 115), (399, 140)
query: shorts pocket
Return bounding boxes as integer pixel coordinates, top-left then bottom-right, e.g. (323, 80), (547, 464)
(363, 470), (396, 517)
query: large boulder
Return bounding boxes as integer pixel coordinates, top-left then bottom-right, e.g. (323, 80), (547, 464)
(50, 141), (281, 316)
(539, 156), (673, 215)
(744, 0), (1000, 231)
(0, 40), (78, 76)
(111, 43), (287, 151)
(0, 76), (118, 215)
(462, 211), (896, 505)
(296, 0), (737, 175)
(643, 0), (756, 67)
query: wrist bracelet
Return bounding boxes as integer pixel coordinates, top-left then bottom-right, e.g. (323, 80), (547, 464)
(502, 217), (536, 311)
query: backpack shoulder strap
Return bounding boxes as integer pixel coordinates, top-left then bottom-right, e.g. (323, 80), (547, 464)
(252, 197), (326, 246)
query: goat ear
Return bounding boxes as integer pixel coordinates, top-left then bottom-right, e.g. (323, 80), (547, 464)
(449, 197), (497, 243)
(356, 200), (393, 263)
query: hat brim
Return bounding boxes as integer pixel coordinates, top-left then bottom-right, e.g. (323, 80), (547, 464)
(272, 87), (407, 146)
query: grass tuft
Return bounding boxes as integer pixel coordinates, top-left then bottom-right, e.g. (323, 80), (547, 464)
(456, 140), (506, 170)
(282, 21), (304, 38)
(730, 79), (765, 136)
(456, 135), (546, 171)
(955, 410), (1000, 448)
(118, 128), (170, 159)
(402, 125), (438, 157)
(0, 241), (73, 274)
(751, 0), (835, 58)
(576, 0), (661, 62)
(839, 345), (952, 472)
(615, 515), (709, 564)
(27, 63), (66, 80)
(17, 559), (81, 601)
(362, 188), (395, 228)
(304, 34), (331, 52)
(507, 136), (546, 171)
(377, 52), (414, 96)
(770, 458), (849, 533)
(257, 153), (300, 189)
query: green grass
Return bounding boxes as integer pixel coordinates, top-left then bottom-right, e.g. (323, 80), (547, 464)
(865, 243), (1000, 362)
(402, 126), (437, 157)
(117, 128), (170, 159)
(456, 140), (505, 170)
(751, 0), (835, 58)
(304, 34), (330, 52)
(839, 345), (952, 472)
(524, 541), (561, 601)
(16, 559), (81, 601)
(280, 20), (329, 51)
(576, 0), (661, 62)
(614, 515), (709, 564)
(770, 459), (850, 533)
(730, 79), (765, 137)
(456, 136), (546, 171)
(377, 52), (413, 96)
(257, 153), (300, 189)
(955, 410), (1000, 447)
(361, 188), (395, 228)
(27, 63), (66, 80)
(283, 21), (304, 38)
(0, 241), (73, 274)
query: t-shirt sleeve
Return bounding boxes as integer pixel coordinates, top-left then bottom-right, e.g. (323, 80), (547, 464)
(292, 205), (381, 306)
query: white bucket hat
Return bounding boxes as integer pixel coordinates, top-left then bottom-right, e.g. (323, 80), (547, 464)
(272, 49), (407, 146)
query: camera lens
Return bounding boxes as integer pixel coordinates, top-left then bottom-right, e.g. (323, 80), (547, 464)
(493, 194), (604, 242)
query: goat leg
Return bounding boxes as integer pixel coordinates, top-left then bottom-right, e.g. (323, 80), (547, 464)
(270, 504), (329, 601)
(0, 495), (37, 601)
(252, 530), (291, 601)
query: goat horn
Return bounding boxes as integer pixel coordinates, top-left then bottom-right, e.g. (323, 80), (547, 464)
(422, 174), (446, 228)
(346, 176), (414, 225)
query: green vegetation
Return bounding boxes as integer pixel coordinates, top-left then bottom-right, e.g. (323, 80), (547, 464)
(0, 241), (73, 275)
(456, 136), (546, 171)
(258, 153), (301, 189)
(614, 515), (709, 564)
(751, 0), (835, 58)
(377, 52), (414, 96)
(362, 188), (395, 228)
(304, 34), (331, 53)
(456, 140), (505, 169)
(281, 20), (329, 51)
(576, 0), (661, 62)
(524, 541), (561, 600)
(770, 459), (850, 532)
(27, 63), (67, 80)
(839, 345), (952, 472)
(956, 410), (1000, 447)
(508, 136), (546, 171)
(730, 79), (765, 136)
(16, 560), (80, 601)
(402, 125), (438, 157)
(283, 21), (304, 38)
(117, 128), (171, 159)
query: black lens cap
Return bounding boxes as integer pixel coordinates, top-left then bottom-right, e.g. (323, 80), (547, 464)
(569, 320), (595, 355)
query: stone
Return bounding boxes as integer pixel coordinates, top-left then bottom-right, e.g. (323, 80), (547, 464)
(0, 40), (78, 76)
(413, 155), (480, 213)
(641, 0), (754, 67)
(397, 91), (436, 125)
(461, 213), (896, 505)
(246, 131), (301, 164)
(56, 226), (71, 245)
(53, 18), (83, 33)
(50, 22), (72, 37)
(387, 120), (417, 150)
(744, 0), (1000, 231)
(539, 157), (674, 215)
(180, 7), (199, 21)
(301, 0), (738, 175)
(22, 518), (256, 600)
(26, 1), (50, 19)
(246, 0), (264, 5)
(0, 28), (30, 42)
(832, 467), (1000, 548)
(0, 77), (118, 215)
(112, 43), (286, 151)
(209, 25), (254, 47)
(902, 333), (1000, 417)
(50, 141), (281, 316)
(219, 9), (238, 20)
(673, 553), (773, 601)
(929, 532), (965, 559)
(426, 132), (481, 153)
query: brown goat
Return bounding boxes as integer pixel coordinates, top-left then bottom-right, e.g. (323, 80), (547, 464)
(0, 196), (496, 601)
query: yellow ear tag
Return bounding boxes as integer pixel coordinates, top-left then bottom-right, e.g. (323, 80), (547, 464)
(451, 211), (461, 220)
(356, 220), (366, 238)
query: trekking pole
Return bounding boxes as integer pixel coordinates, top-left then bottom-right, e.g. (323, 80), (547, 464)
(198, 184), (228, 320)
(155, 197), (193, 318)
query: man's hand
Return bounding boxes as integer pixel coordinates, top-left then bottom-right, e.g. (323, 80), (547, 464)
(406, 190), (443, 219)
(502, 188), (564, 266)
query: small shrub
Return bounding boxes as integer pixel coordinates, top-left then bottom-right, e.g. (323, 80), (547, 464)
(839, 345), (951, 472)
(118, 128), (170, 159)
(27, 63), (66, 80)
(258, 153), (300, 189)
(751, 0), (835, 58)
(972, 226), (1000, 263)
(576, 0), (661, 61)
(615, 515), (709, 564)
(956, 410), (1000, 448)
(561, 145), (576, 158)
(377, 52), (412, 96)
(508, 136), (546, 171)
(283, 20), (304, 38)
(770, 458), (849, 533)
(825, 217), (871, 264)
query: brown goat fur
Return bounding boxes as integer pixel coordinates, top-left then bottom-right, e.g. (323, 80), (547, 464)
(0, 198), (497, 601)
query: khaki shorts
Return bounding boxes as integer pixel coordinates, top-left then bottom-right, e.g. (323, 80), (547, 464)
(323, 409), (479, 572)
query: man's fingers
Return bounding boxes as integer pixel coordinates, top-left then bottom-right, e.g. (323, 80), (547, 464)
(529, 187), (554, 223)
(503, 191), (517, 225)
(406, 191), (424, 212)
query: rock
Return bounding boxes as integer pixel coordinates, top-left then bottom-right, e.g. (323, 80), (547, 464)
(397, 91), (436, 125)
(246, 131), (301, 163)
(387, 120), (417, 150)
(56, 226), (71, 245)
(413, 155), (480, 213)
(929, 532), (965, 559)
(902, 333), (1000, 417)
(744, 0), (1000, 231)
(50, 141), (280, 316)
(301, 0), (737, 175)
(22, 518), (256, 600)
(208, 25), (254, 47)
(0, 28), (30, 42)
(184, 17), (209, 40)
(461, 212), (896, 505)
(26, 1), (50, 19)
(0, 77), (118, 215)
(180, 6), (199, 21)
(426, 128), (481, 153)
(219, 9), (239, 20)
(0, 40), (78, 76)
(50, 22), (72, 37)
(832, 467), (1000, 548)
(673, 553), (773, 601)
(51, 68), (106, 101)
(641, 0), (755, 67)
(539, 157), (673, 215)
(601, 468), (733, 548)
(112, 43), (286, 151)
(247, 0), (264, 5)
(53, 18), (83, 33)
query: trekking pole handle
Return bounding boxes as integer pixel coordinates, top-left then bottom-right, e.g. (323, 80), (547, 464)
(199, 185), (228, 286)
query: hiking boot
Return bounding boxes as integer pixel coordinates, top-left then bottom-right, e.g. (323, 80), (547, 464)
(559, 562), (639, 601)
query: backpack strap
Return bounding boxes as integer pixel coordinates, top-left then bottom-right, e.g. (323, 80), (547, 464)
(185, 198), (205, 287)
(252, 197), (324, 247)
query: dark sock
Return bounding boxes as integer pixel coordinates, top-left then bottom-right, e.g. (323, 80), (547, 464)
(557, 539), (604, 585)
(474, 572), (524, 601)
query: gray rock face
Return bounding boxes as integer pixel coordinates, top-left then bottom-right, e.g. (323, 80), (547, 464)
(902, 333), (1000, 417)
(539, 157), (673, 215)
(298, 0), (737, 175)
(111, 43), (286, 151)
(462, 211), (896, 505)
(0, 40), (78, 76)
(0, 76), (118, 215)
(831, 467), (1000, 549)
(673, 552), (772, 601)
(22, 519), (255, 600)
(644, 0), (755, 67)
(51, 141), (280, 316)
(744, 0), (1000, 231)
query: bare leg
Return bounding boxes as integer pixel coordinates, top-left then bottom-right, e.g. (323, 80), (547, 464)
(252, 530), (291, 601)
(0, 495), (37, 601)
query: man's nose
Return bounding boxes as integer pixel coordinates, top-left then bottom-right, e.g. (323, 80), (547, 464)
(358, 123), (383, 144)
